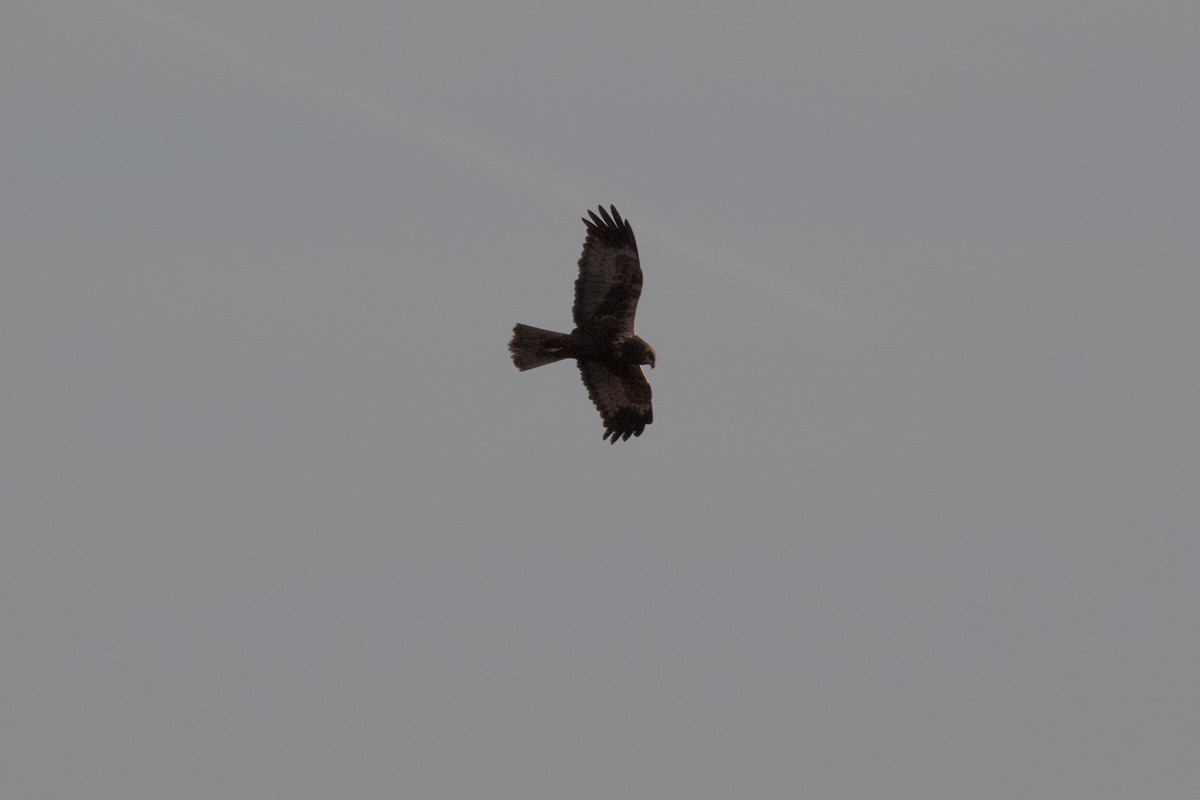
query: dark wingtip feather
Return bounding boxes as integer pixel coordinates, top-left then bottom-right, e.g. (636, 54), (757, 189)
(600, 406), (649, 443)
(582, 204), (637, 250)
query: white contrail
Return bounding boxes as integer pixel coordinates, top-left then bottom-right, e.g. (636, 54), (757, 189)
(635, 216), (874, 329)
(116, 2), (588, 206)
(115, 2), (870, 328)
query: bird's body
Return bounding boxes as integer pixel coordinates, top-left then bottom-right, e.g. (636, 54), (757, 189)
(509, 205), (656, 443)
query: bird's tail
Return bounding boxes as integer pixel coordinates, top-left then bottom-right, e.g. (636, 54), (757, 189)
(509, 324), (572, 371)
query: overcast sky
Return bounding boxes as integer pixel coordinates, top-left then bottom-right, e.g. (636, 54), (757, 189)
(4, 2), (1198, 798)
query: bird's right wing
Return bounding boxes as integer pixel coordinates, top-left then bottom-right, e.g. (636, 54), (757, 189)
(573, 205), (642, 332)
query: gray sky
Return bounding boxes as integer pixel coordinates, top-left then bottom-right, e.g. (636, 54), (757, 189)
(4, 2), (1198, 797)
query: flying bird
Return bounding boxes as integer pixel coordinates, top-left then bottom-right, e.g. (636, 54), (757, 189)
(509, 205), (656, 443)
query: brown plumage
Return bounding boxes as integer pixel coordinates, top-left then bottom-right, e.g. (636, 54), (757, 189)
(509, 205), (656, 443)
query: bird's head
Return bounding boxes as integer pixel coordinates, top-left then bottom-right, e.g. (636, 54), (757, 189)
(635, 337), (656, 368)
(620, 334), (656, 368)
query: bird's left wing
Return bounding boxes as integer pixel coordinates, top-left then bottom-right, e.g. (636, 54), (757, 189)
(578, 360), (653, 443)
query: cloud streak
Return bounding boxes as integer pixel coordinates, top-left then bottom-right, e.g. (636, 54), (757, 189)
(115, 1), (869, 328)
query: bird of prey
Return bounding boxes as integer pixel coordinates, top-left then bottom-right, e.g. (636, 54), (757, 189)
(509, 205), (656, 443)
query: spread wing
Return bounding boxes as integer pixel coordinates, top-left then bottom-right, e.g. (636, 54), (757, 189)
(578, 361), (653, 443)
(573, 205), (642, 331)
